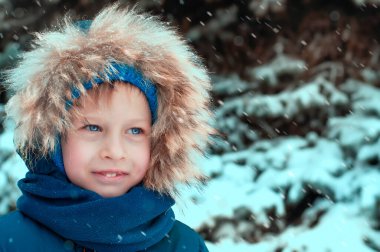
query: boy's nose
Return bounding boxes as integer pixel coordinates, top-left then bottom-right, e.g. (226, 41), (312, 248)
(100, 135), (127, 160)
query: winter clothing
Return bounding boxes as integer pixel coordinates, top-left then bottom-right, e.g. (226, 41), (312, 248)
(0, 154), (208, 251)
(16, 156), (175, 251)
(2, 4), (212, 251)
(0, 149), (209, 251)
(0, 212), (208, 252)
(5, 4), (213, 195)
(66, 61), (159, 121)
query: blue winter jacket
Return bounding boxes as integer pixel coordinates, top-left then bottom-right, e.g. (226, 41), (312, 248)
(0, 211), (208, 252)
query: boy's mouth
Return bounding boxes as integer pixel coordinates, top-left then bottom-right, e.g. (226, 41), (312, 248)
(104, 172), (118, 178)
(94, 171), (127, 177)
(92, 170), (129, 182)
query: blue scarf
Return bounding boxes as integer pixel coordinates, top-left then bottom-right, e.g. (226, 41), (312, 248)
(17, 156), (175, 251)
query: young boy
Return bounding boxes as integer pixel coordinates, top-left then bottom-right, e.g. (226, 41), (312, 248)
(0, 4), (213, 251)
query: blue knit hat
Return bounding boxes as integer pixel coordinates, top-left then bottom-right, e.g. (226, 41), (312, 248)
(52, 20), (158, 174)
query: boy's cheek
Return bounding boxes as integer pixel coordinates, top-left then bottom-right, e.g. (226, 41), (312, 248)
(62, 139), (91, 165)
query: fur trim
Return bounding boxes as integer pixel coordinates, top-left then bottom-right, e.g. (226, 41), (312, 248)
(5, 4), (214, 196)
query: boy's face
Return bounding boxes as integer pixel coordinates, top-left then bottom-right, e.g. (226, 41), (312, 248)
(61, 83), (151, 198)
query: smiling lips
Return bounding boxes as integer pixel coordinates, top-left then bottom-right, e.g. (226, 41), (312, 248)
(95, 171), (127, 177)
(93, 170), (128, 182)
(102, 172), (119, 178)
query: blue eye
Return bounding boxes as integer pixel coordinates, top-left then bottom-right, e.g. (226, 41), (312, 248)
(85, 125), (101, 132)
(129, 128), (143, 135)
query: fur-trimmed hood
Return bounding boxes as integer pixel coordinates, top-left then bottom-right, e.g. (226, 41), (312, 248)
(5, 4), (213, 196)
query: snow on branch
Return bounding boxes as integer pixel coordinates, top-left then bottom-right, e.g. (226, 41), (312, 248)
(211, 66), (349, 153)
(248, 0), (286, 17)
(247, 55), (307, 87)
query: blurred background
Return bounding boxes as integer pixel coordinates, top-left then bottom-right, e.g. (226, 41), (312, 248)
(1, 0), (380, 251)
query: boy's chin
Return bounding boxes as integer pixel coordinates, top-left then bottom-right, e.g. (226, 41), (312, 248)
(99, 192), (125, 198)
(93, 187), (133, 198)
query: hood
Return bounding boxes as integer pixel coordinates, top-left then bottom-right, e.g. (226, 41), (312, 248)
(4, 4), (214, 196)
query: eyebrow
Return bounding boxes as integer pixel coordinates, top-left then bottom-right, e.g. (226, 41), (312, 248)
(81, 117), (91, 124)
